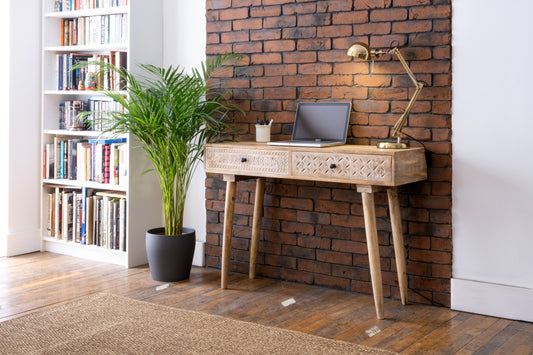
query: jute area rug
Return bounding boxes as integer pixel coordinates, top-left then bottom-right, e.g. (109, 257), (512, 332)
(0, 293), (396, 354)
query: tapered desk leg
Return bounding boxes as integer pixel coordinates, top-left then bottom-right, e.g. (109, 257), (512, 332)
(221, 178), (236, 289)
(358, 185), (384, 320)
(387, 187), (409, 305)
(249, 178), (265, 279)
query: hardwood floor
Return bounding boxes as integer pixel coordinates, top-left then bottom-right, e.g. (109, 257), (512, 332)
(1, 252), (532, 354)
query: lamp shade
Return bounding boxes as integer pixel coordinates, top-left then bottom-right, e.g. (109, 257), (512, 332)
(346, 42), (372, 60)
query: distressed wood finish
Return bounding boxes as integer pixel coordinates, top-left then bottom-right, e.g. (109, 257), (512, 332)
(1, 253), (532, 354)
(204, 142), (427, 186)
(205, 142), (427, 319)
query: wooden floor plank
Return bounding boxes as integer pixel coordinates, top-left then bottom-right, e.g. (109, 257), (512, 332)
(1, 252), (533, 355)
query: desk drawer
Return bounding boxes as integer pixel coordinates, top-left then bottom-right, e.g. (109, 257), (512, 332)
(205, 147), (290, 176)
(292, 152), (392, 184)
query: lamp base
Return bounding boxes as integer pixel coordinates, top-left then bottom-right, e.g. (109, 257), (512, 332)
(377, 141), (409, 149)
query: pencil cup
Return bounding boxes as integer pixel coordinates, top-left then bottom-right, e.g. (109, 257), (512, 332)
(255, 124), (271, 142)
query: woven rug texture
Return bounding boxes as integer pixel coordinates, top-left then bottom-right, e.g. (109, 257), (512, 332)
(0, 293), (396, 354)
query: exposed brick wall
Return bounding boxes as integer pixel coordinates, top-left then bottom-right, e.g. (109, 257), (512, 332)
(205, 0), (452, 307)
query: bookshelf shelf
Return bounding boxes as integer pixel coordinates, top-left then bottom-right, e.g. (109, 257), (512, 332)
(40, 1), (163, 268)
(45, 6), (129, 18)
(43, 178), (128, 192)
(45, 44), (129, 52)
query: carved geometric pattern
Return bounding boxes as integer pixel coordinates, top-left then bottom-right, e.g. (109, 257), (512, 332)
(205, 148), (290, 175)
(293, 152), (391, 182)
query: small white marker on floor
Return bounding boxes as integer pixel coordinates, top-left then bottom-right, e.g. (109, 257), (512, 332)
(281, 297), (296, 307)
(155, 283), (170, 291)
(365, 326), (381, 337)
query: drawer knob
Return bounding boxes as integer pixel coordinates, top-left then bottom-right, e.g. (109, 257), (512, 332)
(241, 157), (247, 163)
(329, 163), (336, 169)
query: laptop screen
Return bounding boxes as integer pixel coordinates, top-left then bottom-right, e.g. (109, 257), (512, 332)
(292, 102), (351, 142)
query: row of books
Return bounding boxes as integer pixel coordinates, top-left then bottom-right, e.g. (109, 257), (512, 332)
(55, 0), (128, 12)
(46, 187), (127, 251)
(61, 14), (128, 47)
(43, 137), (128, 186)
(58, 97), (125, 131)
(56, 51), (127, 91)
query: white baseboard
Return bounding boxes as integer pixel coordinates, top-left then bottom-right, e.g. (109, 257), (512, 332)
(4, 229), (41, 257)
(192, 241), (204, 267)
(451, 278), (533, 322)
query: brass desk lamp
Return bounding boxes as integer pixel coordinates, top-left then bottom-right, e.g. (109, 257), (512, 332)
(347, 42), (424, 149)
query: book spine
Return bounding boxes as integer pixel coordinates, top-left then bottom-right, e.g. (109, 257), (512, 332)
(103, 144), (110, 184)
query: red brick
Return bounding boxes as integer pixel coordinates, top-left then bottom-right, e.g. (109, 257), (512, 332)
(317, 25), (353, 38)
(251, 53), (282, 65)
(219, 8), (249, 20)
(331, 214), (364, 228)
(234, 41), (263, 54)
(394, 0), (431, 5)
(333, 11), (368, 24)
(298, 259), (331, 275)
(370, 34), (408, 48)
(352, 100), (390, 113)
(284, 75), (317, 87)
(299, 63), (332, 75)
(282, 245), (315, 259)
(333, 62), (369, 75)
(297, 13), (331, 27)
(297, 211), (330, 225)
(264, 87), (296, 99)
(265, 64), (297, 76)
(410, 5), (451, 20)
(251, 29), (281, 41)
(283, 51), (317, 63)
(283, 2), (316, 15)
(354, 0), (392, 9)
(206, 21), (232, 33)
(410, 32), (451, 46)
(264, 15), (296, 28)
(265, 254), (296, 269)
(317, 250), (352, 266)
(251, 76), (283, 88)
(250, 6), (281, 17)
(353, 22), (390, 35)
(297, 38), (331, 51)
(332, 239), (367, 254)
(264, 39), (296, 52)
(298, 235), (331, 249)
(233, 0), (261, 6)
(233, 18), (263, 30)
(370, 8), (407, 22)
(298, 87), (331, 98)
(263, 0), (295, 4)
(282, 27), (317, 39)
(331, 87), (368, 100)
(434, 19), (451, 33)
(392, 20), (432, 34)
(207, 0), (231, 10)
(318, 75), (352, 86)
(354, 75), (391, 87)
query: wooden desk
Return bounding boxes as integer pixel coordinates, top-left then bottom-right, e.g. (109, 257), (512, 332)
(204, 142), (427, 319)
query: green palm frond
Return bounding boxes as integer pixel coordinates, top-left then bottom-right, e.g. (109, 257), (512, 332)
(74, 55), (241, 235)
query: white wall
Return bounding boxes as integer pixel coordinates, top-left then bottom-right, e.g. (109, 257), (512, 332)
(452, 0), (533, 321)
(163, 1), (207, 266)
(0, 0), (41, 256)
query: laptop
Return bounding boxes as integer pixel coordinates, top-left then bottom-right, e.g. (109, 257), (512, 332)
(267, 102), (351, 148)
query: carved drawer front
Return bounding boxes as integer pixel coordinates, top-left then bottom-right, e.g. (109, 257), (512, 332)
(292, 152), (392, 183)
(205, 147), (290, 175)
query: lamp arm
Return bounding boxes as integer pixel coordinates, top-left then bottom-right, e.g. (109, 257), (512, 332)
(389, 48), (424, 138)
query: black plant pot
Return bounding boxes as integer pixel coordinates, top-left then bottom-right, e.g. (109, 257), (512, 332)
(145, 227), (196, 282)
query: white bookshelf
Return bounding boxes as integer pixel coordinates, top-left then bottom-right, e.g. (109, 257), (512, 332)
(41, 1), (163, 267)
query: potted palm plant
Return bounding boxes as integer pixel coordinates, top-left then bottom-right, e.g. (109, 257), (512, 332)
(90, 55), (239, 281)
